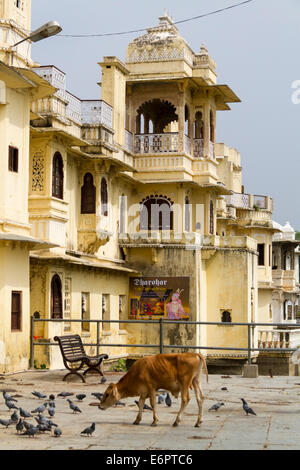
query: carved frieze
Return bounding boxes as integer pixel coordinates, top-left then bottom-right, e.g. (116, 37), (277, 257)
(31, 152), (45, 192)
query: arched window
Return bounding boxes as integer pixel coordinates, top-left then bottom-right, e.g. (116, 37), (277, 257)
(119, 194), (126, 234)
(185, 105), (190, 137)
(140, 195), (174, 231)
(81, 173), (96, 214)
(101, 177), (108, 216)
(221, 311), (232, 323)
(52, 152), (64, 199)
(210, 110), (215, 143)
(194, 111), (204, 139)
(51, 275), (62, 319)
(184, 196), (190, 232)
(209, 200), (214, 235)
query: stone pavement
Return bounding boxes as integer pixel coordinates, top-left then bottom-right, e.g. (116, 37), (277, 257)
(0, 369), (299, 450)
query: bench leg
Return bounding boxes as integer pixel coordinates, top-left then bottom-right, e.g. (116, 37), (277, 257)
(83, 366), (104, 377)
(63, 371), (86, 383)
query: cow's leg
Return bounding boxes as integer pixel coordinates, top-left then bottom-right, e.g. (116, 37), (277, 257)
(173, 386), (190, 427)
(149, 390), (159, 427)
(193, 377), (205, 427)
(133, 394), (146, 425)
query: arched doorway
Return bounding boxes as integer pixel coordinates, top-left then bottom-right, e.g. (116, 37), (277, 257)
(140, 195), (174, 231)
(51, 275), (63, 319)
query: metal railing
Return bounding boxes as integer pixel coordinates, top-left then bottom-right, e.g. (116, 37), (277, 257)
(29, 317), (300, 370)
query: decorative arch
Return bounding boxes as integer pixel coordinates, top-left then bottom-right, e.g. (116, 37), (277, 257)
(184, 195), (190, 232)
(81, 173), (96, 214)
(140, 195), (174, 231)
(51, 274), (62, 319)
(209, 200), (214, 235)
(136, 99), (178, 134)
(194, 111), (204, 139)
(221, 310), (232, 323)
(101, 177), (108, 216)
(52, 152), (64, 199)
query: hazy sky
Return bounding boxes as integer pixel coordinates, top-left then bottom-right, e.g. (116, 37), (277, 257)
(31, 0), (300, 228)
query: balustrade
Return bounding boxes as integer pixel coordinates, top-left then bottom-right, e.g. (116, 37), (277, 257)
(134, 133), (179, 154)
(194, 138), (204, 158)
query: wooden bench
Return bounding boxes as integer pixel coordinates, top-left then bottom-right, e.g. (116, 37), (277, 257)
(54, 334), (108, 383)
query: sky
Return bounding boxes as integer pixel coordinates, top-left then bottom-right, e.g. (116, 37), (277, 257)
(31, 0), (300, 228)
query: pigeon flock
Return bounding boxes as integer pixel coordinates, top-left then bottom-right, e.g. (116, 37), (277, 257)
(0, 384), (257, 443)
(0, 389), (100, 439)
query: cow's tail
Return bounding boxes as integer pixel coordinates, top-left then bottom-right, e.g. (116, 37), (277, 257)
(198, 353), (208, 383)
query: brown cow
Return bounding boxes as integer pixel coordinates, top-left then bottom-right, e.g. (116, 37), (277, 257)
(99, 352), (208, 427)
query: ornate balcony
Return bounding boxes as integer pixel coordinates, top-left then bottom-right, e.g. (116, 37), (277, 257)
(134, 133), (178, 154)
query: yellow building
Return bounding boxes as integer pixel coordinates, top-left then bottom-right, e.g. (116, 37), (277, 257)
(0, 5), (281, 373)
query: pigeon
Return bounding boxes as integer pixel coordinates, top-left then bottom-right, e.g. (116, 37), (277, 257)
(31, 402), (48, 414)
(35, 415), (57, 428)
(3, 391), (17, 402)
(32, 391), (47, 399)
(10, 410), (19, 422)
(19, 407), (33, 419)
(80, 422), (95, 437)
(0, 418), (14, 428)
(76, 394), (86, 402)
(91, 393), (103, 401)
(37, 423), (50, 433)
(134, 400), (152, 410)
(16, 418), (24, 434)
(49, 394), (55, 401)
(209, 402), (225, 412)
(48, 406), (55, 418)
(57, 392), (74, 398)
(54, 427), (62, 437)
(66, 399), (81, 414)
(48, 400), (55, 408)
(23, 420), (35, 431)
(101, 376), (107, 384)
(5, 400), (18, 410)
(22, 425), (39, 437)
(241, 398), (256, 416)
(115, 401), (126, 407)
(165, 392), (172, 407)
(157, 393), (166, 404)
(221, 387), (228, 391)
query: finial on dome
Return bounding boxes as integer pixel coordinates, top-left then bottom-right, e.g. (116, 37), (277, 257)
(159, 10), (174, 26)
(200, 43), (209, 55)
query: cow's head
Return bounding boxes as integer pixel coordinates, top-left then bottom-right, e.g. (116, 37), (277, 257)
(99, 383), (120, 410)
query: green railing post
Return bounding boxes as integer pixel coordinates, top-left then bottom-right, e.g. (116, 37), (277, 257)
(159, 318), (164, 354)
(96, 321), (100, 356)
(248, 324), (251, 365)
(30, 316), (35, 369)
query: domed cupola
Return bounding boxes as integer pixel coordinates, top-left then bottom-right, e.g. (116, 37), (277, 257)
(126, 11), (194, 67)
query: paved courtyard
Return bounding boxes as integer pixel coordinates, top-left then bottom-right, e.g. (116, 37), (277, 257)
(0, 368), (299, 450)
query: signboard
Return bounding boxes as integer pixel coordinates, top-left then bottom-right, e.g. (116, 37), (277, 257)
(129, 277), (190, 320)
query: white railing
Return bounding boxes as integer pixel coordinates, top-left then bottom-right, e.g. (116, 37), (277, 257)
(253, 195), (267, 209)
(184, 135), (191, 155)
(226, 193), (251, 209)
(81, 100), (113, 128)
(134, 133), (178, 154)
(65, 91), (82, 125)
(258, 329), (300, 349)
(194, 138), (204, 158)
(125, 130), (133, 152)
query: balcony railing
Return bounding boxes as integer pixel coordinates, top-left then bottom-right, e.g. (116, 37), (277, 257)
(184, 135), (191, 155)
(124, 130), (133, 152)
(134, 133), (178, 154)
(81, 100), (113, 128)
(226, 193), (251, 209)
(194, 138), (204, 158)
